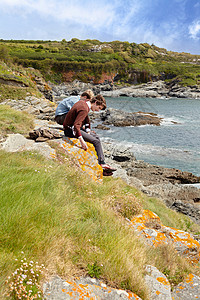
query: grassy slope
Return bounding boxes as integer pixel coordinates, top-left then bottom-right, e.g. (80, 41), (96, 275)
(0, 60), (43, 102)
(0, 106), (200, 299)
(1, 39), (200, 85)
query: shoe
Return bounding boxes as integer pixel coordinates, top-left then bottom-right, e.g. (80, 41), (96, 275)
(103, 170), (113, 176)
(100, 164), (117, 173)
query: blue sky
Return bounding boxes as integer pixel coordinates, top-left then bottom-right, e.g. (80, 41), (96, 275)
(1, 0), (200, 54)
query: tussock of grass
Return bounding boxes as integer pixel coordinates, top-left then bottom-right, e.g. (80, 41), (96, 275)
(0, 105), (34, 137)
(149, 244), (193, 287)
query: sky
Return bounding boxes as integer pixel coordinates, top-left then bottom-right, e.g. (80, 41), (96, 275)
(1, 0), (200, 55)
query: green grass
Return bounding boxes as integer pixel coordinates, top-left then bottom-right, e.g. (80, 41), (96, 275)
(0, 150), (150, 299)
(1, 106), (200, 299)
(0, 84), (43, 102)
(0, 105), (34, 137)
(0, 147), (199, 299)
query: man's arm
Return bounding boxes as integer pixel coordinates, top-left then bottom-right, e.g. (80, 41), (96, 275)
(78, 136), (88, 150)
(73, 109), (89, 150)
(73, 109), (88, 138)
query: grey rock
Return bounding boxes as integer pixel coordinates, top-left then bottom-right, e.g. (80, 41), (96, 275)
(43, 276), (142, 300)
(145, 265), (172, 300)
(100, 108), (161, 127)
(49, 79), (200, 99)
(0, 133), (56, 160)
(172, 274), (200, 299)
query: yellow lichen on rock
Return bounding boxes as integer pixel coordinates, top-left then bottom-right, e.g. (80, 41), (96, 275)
(58, 137), (103, 183)
(131, 210), (200, 263)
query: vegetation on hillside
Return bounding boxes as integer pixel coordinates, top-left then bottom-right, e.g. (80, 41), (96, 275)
(1, 38), (200, 86)
(0, 106), (200, 299)
(0, 59), (43, 102)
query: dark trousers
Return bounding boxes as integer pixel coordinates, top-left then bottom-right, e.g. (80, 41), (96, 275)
(55, 114), (66, 125)
(64, 128), (105, 165)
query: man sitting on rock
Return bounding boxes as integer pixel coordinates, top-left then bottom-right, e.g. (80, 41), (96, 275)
(55, 90), (94, 125)
(63, 95), (116, 175)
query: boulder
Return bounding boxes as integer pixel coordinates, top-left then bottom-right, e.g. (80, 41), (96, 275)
(130, 210), (200, 263)
(145, 265), (172, 300)
(43, 276), (142, 300)
(172, 273), (200, 299)
(100, 108), (162, 127)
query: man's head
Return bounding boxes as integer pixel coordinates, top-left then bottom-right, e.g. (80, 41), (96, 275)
(90, 95), (107, 112)
(80, 89), (94, 101)
(85, 89), (94, 99)
(80, 92), (91, 101)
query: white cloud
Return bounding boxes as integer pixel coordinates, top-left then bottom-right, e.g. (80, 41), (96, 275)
(189, 20), (200, 39)
(0, 0), (115, 27)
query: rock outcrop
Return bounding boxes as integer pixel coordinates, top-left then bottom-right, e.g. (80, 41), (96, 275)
(1, 96), (56, 121)
(172, 273), (200, 299)
(130, 210), (200, 264)
(0, 121), (103, 183)
(100, 108), (162, 127)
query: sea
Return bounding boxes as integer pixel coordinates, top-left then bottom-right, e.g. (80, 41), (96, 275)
(94, 97), (200, 177)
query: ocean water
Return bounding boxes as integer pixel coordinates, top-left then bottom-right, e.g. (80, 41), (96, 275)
(94, 97), (200, 176)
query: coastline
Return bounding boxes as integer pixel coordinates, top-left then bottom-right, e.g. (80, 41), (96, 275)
(1, 86), (200, 225)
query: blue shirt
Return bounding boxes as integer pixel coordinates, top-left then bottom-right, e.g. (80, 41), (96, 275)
(55, 96), (80, 116)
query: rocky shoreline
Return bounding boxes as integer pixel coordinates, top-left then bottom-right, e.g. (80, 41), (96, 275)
(101, 141), (200, 225)
(50, 79), (200, 99)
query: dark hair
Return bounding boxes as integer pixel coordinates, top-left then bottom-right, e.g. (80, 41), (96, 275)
(95, 94), (106, 103)
(81, 92), (91, 99)
(91, 95), (107, 110)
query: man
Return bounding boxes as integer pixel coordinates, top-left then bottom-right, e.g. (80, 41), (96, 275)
(63, 96), (116, 175)
(55, 90), (94, 125)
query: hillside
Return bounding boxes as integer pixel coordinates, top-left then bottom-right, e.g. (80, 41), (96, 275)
(1, 67), (200, 298)
(1, 38), (200, 86)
